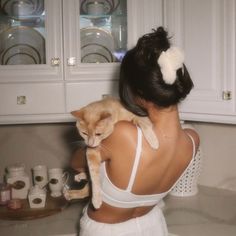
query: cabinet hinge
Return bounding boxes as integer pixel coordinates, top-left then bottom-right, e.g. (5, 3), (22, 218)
(222, 91), (232, 100)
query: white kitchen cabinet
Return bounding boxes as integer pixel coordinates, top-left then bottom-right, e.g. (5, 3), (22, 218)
(164, 0), (236, 124)
(0, 0), (163, 124)
(0, 0), (65, 124)
(66, 80), (119, 112)
(1, 0), (235, 125)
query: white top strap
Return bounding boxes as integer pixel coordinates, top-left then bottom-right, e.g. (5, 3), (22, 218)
(186, 133), (196, 157)
(126, 126), (142, 192)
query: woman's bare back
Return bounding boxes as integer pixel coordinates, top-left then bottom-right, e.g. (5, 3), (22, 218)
(88, 121), (199, 223)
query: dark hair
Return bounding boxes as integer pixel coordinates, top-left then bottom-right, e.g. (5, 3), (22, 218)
(119, 27), (194, 116)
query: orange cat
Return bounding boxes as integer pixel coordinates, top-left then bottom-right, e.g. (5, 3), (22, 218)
(70, 97), (158, 208)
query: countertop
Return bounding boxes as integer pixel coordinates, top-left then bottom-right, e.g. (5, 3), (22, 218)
(0, 185), (236, 236)
(165, 185), (236, 236)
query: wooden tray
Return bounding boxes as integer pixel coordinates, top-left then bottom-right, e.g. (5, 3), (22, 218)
(0, 194), (69, 221)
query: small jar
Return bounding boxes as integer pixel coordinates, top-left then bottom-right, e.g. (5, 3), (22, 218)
(0, 183), (11, 205)
(7, 199), (22, 210)
(28, 185), (46, 208)
(6, 164), (30, 199)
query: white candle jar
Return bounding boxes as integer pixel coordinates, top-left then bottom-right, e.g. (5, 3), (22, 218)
(6, 164), (30, 199)
(28, 185), (46, 208)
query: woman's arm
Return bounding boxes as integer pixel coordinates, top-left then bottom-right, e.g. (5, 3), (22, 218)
(70, 147), (87, 172)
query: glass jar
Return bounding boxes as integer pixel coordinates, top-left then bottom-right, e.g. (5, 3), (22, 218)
(0, 183), (11, 205)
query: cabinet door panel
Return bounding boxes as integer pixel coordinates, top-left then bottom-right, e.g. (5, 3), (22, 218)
(0, 83), (65, 115)
(164, 0), (236, 123)
(66, 81), (118, 112)
(0, 0), (63, 82)
(63, 0), (125, 81)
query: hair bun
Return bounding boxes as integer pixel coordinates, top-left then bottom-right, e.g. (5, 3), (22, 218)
(136, 27), (170, 63)
(154, 27), (168, 40)
(151, 27), (170, 52)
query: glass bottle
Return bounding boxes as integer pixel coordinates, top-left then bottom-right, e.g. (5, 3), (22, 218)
(0, 183), (11, 205)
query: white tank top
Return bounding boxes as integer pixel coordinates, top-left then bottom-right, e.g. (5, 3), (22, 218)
(100, 126), (196, 208)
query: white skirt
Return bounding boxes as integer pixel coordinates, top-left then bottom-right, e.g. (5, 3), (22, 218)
(79, 204), (168, 236)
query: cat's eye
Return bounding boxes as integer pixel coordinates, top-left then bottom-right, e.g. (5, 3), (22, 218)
(95, 133), (102, 136)
(82, 132), (88, 136)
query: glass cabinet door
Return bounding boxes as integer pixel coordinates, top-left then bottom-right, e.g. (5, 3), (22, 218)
(0, 0), (46, 65)
(0, 0), (63, 81)
(64, 0), (163, 81)
(79, 0), (127, 63)
(63, 0), (132, 81)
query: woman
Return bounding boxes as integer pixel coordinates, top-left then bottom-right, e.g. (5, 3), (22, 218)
(71, 27), (200, 236)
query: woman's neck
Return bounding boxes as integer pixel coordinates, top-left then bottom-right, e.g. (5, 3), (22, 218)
(146, 103), (181, 135)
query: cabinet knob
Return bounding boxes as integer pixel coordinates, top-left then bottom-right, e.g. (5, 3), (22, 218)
(67, 57), (76, 66)
(17, 96), (26, 105)
(51, 58), (60, 66)
(222, 91), (232, 100)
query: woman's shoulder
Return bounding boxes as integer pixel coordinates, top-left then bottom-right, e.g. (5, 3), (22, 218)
(100, 121), (138, 160)
(110, 120), (137, 143)
(183, 128), (200, 151)
(115, 120), (137, 130)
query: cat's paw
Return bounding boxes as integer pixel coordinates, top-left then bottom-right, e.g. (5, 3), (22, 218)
(74, 172), (88, 182)
(144, 128), (159, 149)
(149, 136), (159, 149)
(143, 131), (159, 149)
(63, 184), (90, 200)
(63, 189), (72, 201)
(92, 191), (102, 209)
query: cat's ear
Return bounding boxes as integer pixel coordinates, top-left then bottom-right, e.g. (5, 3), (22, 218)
(98, 112), (112, 126)
(100, 112), (112, 121)
(71, 109), (84, 120)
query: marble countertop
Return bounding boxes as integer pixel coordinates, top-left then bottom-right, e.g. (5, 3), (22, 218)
(0, 185), (236, 236)
(165, 185), (236, 236)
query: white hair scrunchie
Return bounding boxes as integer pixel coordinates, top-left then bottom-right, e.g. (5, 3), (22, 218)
(157, 47), (185, 85)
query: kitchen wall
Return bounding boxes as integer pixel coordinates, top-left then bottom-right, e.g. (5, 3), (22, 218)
(0, 123), (78, 184)
(193, 122), (236, 191)
(0, 122), (236, 191)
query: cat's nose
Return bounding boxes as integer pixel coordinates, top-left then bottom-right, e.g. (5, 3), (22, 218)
(88, 139), (96, 147)
(88, 144), (97, 148)
(87, 141), (99, 148)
